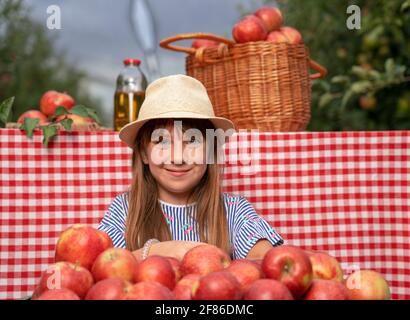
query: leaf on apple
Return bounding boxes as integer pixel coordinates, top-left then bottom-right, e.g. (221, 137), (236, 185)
(54, 106), (70, 116)
(41, 125), (58, 147)
(71, 105), (89, 118)
(0, 96), (15, 127)
(84, 107), (101, 124)
(60, 118), (73, 132)
(71, 105), (101, 124)
(20, 117), (40, 138)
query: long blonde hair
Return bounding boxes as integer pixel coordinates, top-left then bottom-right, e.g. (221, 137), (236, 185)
(125, 118), (230, 254)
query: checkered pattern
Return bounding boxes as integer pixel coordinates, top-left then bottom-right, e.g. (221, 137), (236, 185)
(0, 129), (409, 299)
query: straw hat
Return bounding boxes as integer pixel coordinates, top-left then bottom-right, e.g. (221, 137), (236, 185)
(119, 74), (235, 148)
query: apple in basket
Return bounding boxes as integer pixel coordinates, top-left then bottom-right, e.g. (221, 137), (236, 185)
(345, 270), (391, 300)
(262, 245), (313, 299)
(267, 26), (303, 45)
(55, 224), (112, 270)
(17, 110), (48, 125)
(232, 15), (268, 43)
(40, 90), (75, 116)
(192, 39), (219, 49)
(254, 7), (283, 32)
(180, 244), (231, 276)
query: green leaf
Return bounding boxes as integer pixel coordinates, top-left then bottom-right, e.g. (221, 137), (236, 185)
(20, 118), (39, 138)
(385, 58), (395, 75)
(401, 0), (410, 12)
(54, 106), (69, 116)
(84, 107), (101, 124)
(41, 125), (58, 147)
(71, 105), (89, 118)
(0, 96), (15, 127)
(351, 66), (368, 79)
(331, 75), (350, 85)
(341, 90), (355, 110)
(60, 118), (73, 132)
(350, 81), (372, 94)
(319, 93), (335, 108)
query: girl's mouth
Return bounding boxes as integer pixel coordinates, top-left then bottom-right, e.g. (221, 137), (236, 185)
(165, 168), (191, 177)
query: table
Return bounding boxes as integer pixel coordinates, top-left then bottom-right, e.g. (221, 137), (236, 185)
(0, 128), (409, 299)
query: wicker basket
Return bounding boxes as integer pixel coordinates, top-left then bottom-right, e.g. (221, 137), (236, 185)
(160, 33), (327, 131)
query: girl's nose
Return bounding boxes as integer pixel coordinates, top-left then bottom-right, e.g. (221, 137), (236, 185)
(170, 138), (184, 165)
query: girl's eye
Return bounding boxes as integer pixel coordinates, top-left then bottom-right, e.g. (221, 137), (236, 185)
(154, 137), (171, 145)
(187, 136), (201, 145)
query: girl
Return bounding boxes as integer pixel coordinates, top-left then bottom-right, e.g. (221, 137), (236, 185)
(98, 74), (283, 261)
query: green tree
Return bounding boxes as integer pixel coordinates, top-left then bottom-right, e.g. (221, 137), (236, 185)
(263, 0), (410, 130)
(0, 0), (101, 123)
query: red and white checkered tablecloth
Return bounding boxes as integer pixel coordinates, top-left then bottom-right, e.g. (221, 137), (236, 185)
(0, 128), (409, 300)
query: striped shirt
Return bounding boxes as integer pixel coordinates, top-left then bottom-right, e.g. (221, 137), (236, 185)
(98, 192), (284, 259)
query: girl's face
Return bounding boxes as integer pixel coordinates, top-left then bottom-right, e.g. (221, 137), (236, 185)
(141, 121), (208, 204)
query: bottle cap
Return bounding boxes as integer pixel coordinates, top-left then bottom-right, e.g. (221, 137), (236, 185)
(123, 58), (141, 66)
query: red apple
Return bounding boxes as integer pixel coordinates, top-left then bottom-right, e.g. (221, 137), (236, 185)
(122, 281), (174, 300)
(243, 279), (293, 300)
(34, 288), (80, 300)
(165, 256), (182, 282)
(40, 90), (75, 116)
(180, 244), (231, 276)
(173, 274), (201, 300)
(262, 245), (313, 298)
(280, 26), (303, 44)
(306, 251), (344, 282)
(304, 279), (349, 300)
(85, 278), (132, 300)
(55, 114), (95, 130)
(36, 261), (94, 299)
(345, 270), (391, 300)
(97, 230), (114, 251)
(134, 255), (176, 290)
(232, 15), (268, 43)
(192, 39), (219, 49)
(91, 248), (139, 283)
(192, 271), (241, 300)
(55, 224), (108, 270)
(254, 7), (283, 32)
(226, 259), (263, 292)
(266, 30), (290, 43)
(17, 110), (48, 125)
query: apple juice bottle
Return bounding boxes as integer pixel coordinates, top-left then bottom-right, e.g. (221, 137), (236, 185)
(114, 58), (147, 131)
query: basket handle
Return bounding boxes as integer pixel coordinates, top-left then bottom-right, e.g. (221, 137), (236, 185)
(309, 59), (327, 80)
(159, 32), (235, 55)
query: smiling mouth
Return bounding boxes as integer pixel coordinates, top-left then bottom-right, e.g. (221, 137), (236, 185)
(165, 168), (191, 176)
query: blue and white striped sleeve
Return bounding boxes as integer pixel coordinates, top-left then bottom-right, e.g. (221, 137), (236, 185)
(232, 196), (284, 259)
(97, 193), (128, 248)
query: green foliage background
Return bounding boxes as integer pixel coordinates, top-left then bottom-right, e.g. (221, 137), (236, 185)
(0, 0), (101, 123)
(262, 0), (410, 130)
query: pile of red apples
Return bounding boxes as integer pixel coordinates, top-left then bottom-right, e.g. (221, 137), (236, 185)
(192, 6), (303, 49)
(16, 91), (94, 127)
(32, 224), (391, 300)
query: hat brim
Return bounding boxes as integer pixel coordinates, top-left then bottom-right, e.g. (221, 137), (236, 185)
(118, 111), (236, 149)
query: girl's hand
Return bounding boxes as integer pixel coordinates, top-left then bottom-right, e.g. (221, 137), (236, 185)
(147, 240), (206, 261)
